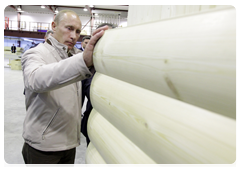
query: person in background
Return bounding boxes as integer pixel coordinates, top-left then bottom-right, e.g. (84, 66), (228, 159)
(79, 36), (90, 51)
(11, 44), (16, 53)
(30, 42), (37, 48)
(44, 30), (53, 41)
(21, 10), (109, 164)
(81, 23), (115, 146)
(30, 30), (54, 49)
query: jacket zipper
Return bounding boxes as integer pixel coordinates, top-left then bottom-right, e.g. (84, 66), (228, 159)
(42, 108), (60, 140)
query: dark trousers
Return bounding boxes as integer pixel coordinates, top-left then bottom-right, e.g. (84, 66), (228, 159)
(22, 143), (76, 164)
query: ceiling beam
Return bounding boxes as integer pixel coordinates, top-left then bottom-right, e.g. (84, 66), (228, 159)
(4, 30), (86, 42)
(50, 5), (128, 12)
(8, 5), (17, 11)
(85, 5), (92, 15)
(54, 5), (85, 9)
(45, 5), (54, 13)
(92, 7), (128, 12)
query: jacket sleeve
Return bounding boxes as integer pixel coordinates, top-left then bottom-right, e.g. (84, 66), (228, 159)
(21, 48), (92, 93)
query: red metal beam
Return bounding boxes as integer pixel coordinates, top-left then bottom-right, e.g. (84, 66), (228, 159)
(92, 7), (128, 12)
(4, 30), (86, 42)
(81, 18), (92, 30)
(85, 5), (92, 15)
(8, 5), (17, 11)
(46, 5), (54, 13)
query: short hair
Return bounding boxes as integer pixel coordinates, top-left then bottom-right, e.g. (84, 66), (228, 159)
(54, 10), (80, 25)
(97, 23), (116, 29)
(45, 30), (53, 37)
(82, 36), (91, 42)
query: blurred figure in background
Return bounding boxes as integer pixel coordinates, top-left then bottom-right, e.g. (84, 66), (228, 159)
(11, 44), (16, 53)
(79, 36), (90, 51)
(44, 30), (53, 41)
(81, 23), (116, 146)
(30, 30), (54, 49)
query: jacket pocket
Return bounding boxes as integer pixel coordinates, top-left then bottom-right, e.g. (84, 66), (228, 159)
(42, 108), (60, 140)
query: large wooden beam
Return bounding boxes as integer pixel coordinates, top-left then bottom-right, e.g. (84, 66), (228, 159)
(85, 142), (106, 164)
(87, 109), (156, 163)
(90, 72), (236, 163)
(93, 7), (236, 119)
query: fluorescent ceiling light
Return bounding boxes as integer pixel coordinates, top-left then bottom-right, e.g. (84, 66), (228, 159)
(55, 8), (58, 14)
(41, 5), (45, 8)
(83, 8), (88, 11)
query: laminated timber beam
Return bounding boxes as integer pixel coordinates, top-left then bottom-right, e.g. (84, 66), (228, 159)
(93, 7), (236, 119)
(86, 6), (236, 164)
(88, 73), (235, 164)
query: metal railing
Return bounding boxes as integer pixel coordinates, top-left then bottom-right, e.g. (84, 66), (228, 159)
(4, 19), (118, 35)
(4, 20), (51, 32)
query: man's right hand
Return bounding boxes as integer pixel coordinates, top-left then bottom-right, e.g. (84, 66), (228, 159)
(83, 25), (109, 67)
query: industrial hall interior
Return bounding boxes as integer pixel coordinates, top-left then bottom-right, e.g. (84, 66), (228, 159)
(4, 5), (236, 165)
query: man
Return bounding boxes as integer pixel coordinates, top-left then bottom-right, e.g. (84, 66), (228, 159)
(44, 29), (53, 41)
(29, 30), (53, 49)
(21, 10), (109, 164)
(79, 36), (90, 51)
(81, 23), (115, 146)
(11, 44), (16, 53)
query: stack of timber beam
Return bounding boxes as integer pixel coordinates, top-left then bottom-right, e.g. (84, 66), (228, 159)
(85, 6), (236, 164)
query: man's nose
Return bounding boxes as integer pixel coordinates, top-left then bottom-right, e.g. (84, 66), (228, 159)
(70, 31), (77, 40)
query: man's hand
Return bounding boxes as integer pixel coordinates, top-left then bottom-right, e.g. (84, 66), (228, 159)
(83, 25), (109, 67)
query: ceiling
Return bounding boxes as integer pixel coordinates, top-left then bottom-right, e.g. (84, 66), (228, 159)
(4, 5), (129, 42)
(5, 5), (129, 18)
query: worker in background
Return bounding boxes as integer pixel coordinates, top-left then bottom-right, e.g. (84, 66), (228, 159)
(79, 36), (90, 51)
(30, 30), (54, 49)
(44, 30), (53, 41)
(81, 23), (115, 146)
(21, 9), (109, 164)
(11, 44), (16, 53)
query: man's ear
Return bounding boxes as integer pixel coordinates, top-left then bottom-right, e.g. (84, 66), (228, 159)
(52, 21), (57, 31)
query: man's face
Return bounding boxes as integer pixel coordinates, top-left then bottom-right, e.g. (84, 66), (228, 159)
(52, 12), (82, 51)
(82, 39), (90, 49)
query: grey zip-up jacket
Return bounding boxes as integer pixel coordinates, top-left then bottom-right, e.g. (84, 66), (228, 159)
(21, 35), (92, 151)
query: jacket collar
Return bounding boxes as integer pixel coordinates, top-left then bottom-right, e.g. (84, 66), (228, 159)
(47, 35), (78, 58)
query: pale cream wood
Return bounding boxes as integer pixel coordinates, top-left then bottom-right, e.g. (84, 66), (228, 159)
(85, 142), (106, 164)
(185, 5), (200, 14)
(160, 5), (171, 20)
(90, 72), (236, 164)
(87, 109), (156, 164)
(127, 5), (232, 26)
(93, 7), (236, 119)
